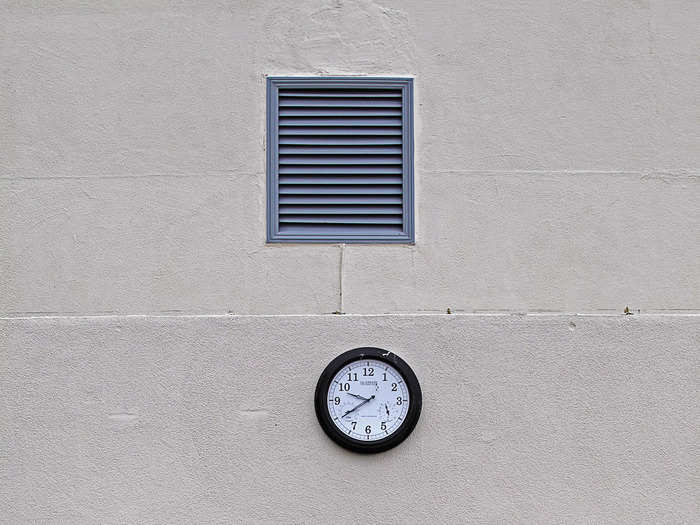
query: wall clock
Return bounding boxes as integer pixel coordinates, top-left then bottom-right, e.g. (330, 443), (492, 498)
(314, 347), (422, 453)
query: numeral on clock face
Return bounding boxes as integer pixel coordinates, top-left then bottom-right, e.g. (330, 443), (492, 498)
(327, 358), (410, 441)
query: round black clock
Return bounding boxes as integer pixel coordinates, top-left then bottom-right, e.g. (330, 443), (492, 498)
(314, 347), (422, 453)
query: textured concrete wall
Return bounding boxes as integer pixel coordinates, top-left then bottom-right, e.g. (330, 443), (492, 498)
(2, 0), (698, 315)
(1, 1), (699, 523)
(2, 315), (698, 523)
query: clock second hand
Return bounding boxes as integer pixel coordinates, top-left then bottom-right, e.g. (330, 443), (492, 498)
(341, 395), (375, 418)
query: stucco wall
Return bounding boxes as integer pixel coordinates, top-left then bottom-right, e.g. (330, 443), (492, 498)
(2, 315), (699, 523)
(1, 1), (699, 523)
(2, 0), (699, 315)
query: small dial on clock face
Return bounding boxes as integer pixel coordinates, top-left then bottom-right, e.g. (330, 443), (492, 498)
(327, 359), (409, 441)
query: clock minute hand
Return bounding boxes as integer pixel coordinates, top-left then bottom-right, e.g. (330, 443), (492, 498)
(341, 395), (375, 418)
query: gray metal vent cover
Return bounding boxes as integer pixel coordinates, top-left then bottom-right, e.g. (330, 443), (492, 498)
(267, 77), (414, 243)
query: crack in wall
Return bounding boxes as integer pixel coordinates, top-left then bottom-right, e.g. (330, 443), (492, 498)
(338, 243), (345, 314)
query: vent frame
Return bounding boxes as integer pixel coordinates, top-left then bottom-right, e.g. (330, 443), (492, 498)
(266, 77), (414, 244)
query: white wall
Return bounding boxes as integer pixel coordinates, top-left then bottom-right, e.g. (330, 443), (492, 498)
(2, 0), (699, 315)
(2, 1), (699, 523)
(2, 315), (698, 523)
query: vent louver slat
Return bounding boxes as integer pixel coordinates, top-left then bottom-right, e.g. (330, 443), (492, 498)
(279, 205), (402, 214)
(278, 185), (403, 195)
(268, 78), (413, 242)
(279, 117), (402, 127)
(279, 137), (402, 145)
(279, 216), (403, 224)
(279, 127), (402, 135)
(279, 108), (402, 116)
(279, 146), (402, 154)
(280, 98), (402, 107)
(279, 165), (402, 174)
(279, 90), (401, 97)
(279, 155), (401, 165)
(279, 176), (402, 185)
(279, 196), (402, 204)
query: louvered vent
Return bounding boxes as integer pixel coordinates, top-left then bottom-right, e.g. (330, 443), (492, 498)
(267, 77), (414, 243)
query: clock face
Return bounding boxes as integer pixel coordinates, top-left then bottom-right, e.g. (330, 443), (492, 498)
(315, 347), (422, 453)
(327, 359), (409, 441)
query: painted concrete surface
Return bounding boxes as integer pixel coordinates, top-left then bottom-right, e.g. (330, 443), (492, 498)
(1, 1), (699, 522)
(1, 314), (698, 523)
(3, 172), (698, 316)
(1, 0), (698, 177)
(344, 171), (700, 314)
(1, 175), (341, 315)
(2, 0), (699, 316)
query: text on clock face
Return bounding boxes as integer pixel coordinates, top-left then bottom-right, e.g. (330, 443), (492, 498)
(326, 358), (410, 441)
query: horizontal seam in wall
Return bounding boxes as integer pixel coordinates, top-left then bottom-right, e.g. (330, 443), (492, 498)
(2, 312), (700, 321)
(0, 171), (260, 181)
(1, 169), (699, 181)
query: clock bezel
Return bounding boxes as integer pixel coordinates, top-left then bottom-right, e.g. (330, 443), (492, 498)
(314, 347), (422, 453)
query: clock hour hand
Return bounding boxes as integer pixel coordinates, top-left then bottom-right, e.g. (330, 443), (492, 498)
(348, 393), (370, 401)
(385, 403), (390, 417)
(341, 395), (375, 418)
